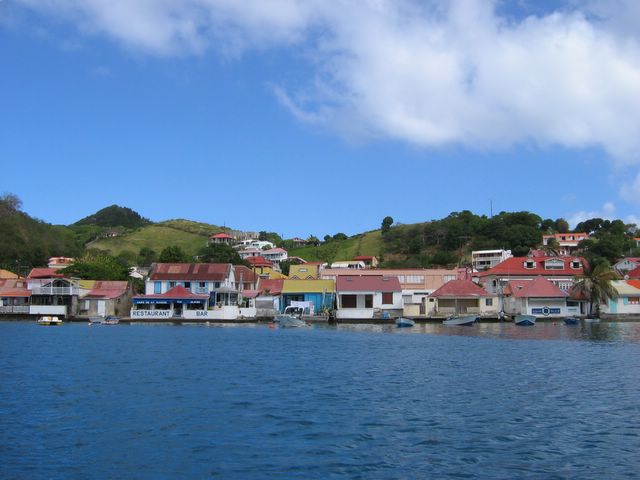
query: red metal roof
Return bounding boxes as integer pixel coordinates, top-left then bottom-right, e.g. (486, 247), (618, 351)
(28, 268), (65, 279)
(210, 233), (234, 239)
(506, 277), (568, 298)
(233, 265), (257, 284)
(478, 256), (584, 277)
(150, 263), (231, 281)
(336, 276), (401, 292)
(133, 285), (209, 300)
(245, 256), (273, 267)
(627, 266), (640, 279)
(84, 281), (129, 299)
(430, 279), (491, 298)
(257, 278), (284, 296)
(627, 279), (640, 290)
(353, 256), (374, 261)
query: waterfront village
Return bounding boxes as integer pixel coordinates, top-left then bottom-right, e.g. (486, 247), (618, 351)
(2, 231), (640, 323)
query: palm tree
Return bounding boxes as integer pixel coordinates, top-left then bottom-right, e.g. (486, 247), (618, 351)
(541, 237), (561, 256)
(571, 260), (619, 317)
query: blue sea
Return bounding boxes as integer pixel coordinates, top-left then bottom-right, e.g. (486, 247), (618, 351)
(1, 321), (640, 479)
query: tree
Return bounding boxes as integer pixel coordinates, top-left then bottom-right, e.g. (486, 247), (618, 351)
(159, 245), (190, 263)
(279, 259), (295, 276)
(137, 247), (157, 266)
(333, 233), (348, 241)
(554, 218), (569, 233)
(306, 235), (320, 246)
(381, 216), (394, 234)
(541, 238), (561, 256)
(571, 260), (619, 317)
(197, 243), (247, 265)
(60, 251), (129, 280)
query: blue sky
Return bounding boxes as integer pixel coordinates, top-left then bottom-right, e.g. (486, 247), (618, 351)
(1, 0), (639, 238)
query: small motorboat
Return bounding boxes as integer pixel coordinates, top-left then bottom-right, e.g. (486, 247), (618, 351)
(274, 306), (309, 328)
(102, 316), (120, 325)
(396, 317), (415, 328)
(89, 316), (104, 325)
(37, 316), (62, 326)
(563, 317), (580, 325)
(443, 315), (478, 326)
(514, 314), (536, 326)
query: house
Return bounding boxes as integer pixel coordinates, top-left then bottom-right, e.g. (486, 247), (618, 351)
(627, 266), (640, 280)
(27, 268), (80, 318)
(239, 248), (263, 259)
(246, 256), (273, 276)
(426, 280), (498, 318)
(255, 278), (285, 315)
(77, 281), (131, 319)
(237, 240), (275, 251)
(614, 258), (640, 275)
(288, 237), (307, 248)
(471, 249), (512, 271)
(335, 276), (402, 320)
(261, 248), (288, 269)
(131, 263), (257, 320)
(209, 233), (236, 245)
(353, 256), (379, 268)
(229, 230), (259, 242)
(542, 233), (589, 255)
(322, 267), (459, 317)
(47, 257), (74, 270)
(280, 279), (335, 315)
(503, 276), (582, 318)
(0, 269), (20, 279)
(289, 264), (320, 279)
(477, 255), (584, 296)
(0, 278), (31, 315)
(330, 260), (365, 269)
(600, 280), (640, 317)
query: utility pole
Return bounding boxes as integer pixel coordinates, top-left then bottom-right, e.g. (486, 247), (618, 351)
(489, 198), (493, 218)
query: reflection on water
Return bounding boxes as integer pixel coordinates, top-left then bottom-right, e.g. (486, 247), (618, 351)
(331, 321), (640, 344)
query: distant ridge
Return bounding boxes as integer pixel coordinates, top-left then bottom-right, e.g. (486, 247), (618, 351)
(75, 205), (152, 229)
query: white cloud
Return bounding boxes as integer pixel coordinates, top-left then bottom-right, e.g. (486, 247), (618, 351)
(620, 172), (640, 204)
(567, 201), (617, 228)
(12, 0), (640, 164)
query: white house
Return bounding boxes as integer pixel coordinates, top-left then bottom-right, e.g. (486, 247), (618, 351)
(335, 275), (402, 320)
(503, 276), (582, 318)
(471, 249), (512, 271)
(600, 280), (640, 317)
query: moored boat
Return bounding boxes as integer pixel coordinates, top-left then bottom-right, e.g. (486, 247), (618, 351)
(396, 317), (415, 328)
(514, 314), (536, 326)
(275, 306), (309, 328)
(102, 316), (120, 325)
(443, 315), (478, 326)
(563, 317), (580, 325)
(37, 316), (62, 326)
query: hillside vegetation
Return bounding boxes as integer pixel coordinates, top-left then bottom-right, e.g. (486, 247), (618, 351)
(75, 205), (151, 229)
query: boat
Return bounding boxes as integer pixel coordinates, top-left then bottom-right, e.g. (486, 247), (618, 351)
(396, 317), (415, 328)
(274, 306), (309, 328)
(514, 314), (536, 326)
(563, 317), (580, 325)
(89, 316), (104, 324)
(37, 315), (62, 326)
(102, 316), (120, 325)
(443, 315), (478, 326)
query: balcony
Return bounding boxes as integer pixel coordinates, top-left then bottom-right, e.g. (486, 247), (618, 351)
(31, 286), (79, 296)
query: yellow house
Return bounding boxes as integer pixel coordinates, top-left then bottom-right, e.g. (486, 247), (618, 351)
(289, 264), (320, 279)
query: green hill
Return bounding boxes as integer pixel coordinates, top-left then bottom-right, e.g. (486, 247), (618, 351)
(75, 205), (152, 229)
(289, 231), (383, 263)
(87, 219), (225, 258)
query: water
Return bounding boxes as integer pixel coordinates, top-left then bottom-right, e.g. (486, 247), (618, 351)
(1, 321), (640, 479)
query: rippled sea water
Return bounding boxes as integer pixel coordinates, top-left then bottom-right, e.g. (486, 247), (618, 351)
(1, 321), (639, 479)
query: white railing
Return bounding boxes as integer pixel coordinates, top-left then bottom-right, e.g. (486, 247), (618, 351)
(31, 287), (79, 296)
(0, 306), (30, 314)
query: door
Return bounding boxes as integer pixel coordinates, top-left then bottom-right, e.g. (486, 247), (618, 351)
(97, 301), (106, 316)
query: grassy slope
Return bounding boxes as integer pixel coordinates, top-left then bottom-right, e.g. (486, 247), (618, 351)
(289, 231), (383, 262)
(87, 219), (222, 257)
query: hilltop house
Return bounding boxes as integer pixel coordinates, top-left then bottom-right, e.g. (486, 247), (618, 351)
(209, 233), (236, 246)
(471, 249), (512, 271)
(335, 276), (402, 320)
(541, 233), (589, 256)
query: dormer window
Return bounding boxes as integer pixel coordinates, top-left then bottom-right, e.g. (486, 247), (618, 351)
(524, 261), (536, 269)
(571, 260), (581, 269)
(545, 259), (564, 270)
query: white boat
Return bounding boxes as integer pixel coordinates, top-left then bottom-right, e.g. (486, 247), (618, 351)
(275, 306), (309, 328)
(89, 316), (104, 324)
(37, 316), (62, 326)
(102, 316), (120, 325)
(396, 317), (415, 328)
(514, 314), (536, 326)
(443, 315), (478, 326)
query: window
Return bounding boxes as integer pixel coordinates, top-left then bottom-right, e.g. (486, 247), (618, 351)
(341, 295), (357, 308)
(443, 275), (456, 283)
(168, 281), (176, 289)
(365, 295), (373, 308)
(629, 297), (640, 305)
(524, 261), (535, 269)
(485, 298), (493, 306)
(154, 282), (162, 294)
(382, 292), (393, 305)
(215, 282), (221, 288)
(199, 282), (206, 288)
(545, 260), (564, 270)
(571, 261), (581, 269)
(184, 282), (191, 289)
